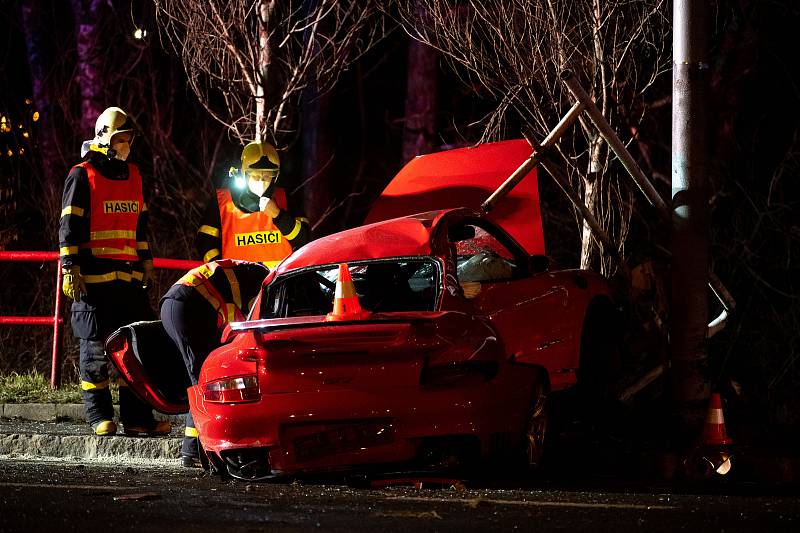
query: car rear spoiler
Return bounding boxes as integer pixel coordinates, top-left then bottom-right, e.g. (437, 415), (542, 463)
(222, 312), (448, 344)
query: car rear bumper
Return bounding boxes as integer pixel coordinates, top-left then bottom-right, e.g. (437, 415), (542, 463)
(188, 369), (535, 475)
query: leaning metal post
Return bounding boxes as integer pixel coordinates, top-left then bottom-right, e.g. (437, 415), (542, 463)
(519, 131), (629, 279)
(560, 70), (672, 220)
(481, 101), (584, 213)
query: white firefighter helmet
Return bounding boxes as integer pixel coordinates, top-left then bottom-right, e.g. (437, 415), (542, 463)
(94, 107), (135, 146)
(81, 107), (136, 159)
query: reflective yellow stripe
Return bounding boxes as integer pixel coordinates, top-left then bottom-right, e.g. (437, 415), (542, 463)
(198, 225), (220, 237)
(185, 427), (199, 438)
(203, 248), (220, 263)
(285, 219), (303, 240)
(223, 269), (242, 310)
(225, 303), (236, 323)
(89, 230), (137, 240)
(83, 271), (139, 283)
(263, 260), (281, 269)
(179, 274), (202, 286)
(132, 270), (144, 281)
(142, 202), (148, 212)
(59, 246), (78, 256)
(178, 263), (217, 286)
(61, 206), (84, 218)
(136, 241), (149, 250)
(81, 380), (109, 391)
(88, 246), (138, 257)
(297, 217), (309, 223)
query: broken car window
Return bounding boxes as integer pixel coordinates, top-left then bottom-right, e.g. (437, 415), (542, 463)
(262, 258), (439, 318)
(453, 225), (516, 283)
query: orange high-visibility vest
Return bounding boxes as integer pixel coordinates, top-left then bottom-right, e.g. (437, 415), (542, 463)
(176, 259), (248, 327)
(217, 188), (293, 267)
(79, 162), (143, 261)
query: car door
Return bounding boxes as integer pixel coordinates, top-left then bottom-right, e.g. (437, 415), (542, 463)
(447, 219), (576, 387)
(105, 320), (191, 414)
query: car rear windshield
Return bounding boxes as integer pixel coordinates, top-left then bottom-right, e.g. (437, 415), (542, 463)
(261, 258), (440, 318)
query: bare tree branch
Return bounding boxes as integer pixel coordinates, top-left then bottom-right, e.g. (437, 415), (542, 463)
(153, 0), (387, 146)
(394, 0), (670, 274)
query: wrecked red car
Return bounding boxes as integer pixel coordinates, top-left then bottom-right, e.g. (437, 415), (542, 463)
(108, 140), (617, 481)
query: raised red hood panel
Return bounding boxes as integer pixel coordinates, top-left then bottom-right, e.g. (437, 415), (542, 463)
(365, 139), (545, 255)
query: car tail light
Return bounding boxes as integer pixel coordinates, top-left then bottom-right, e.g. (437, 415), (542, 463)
(203, 375), (260, 403)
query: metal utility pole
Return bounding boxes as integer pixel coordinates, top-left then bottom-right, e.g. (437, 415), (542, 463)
(672, 0), (711, 434)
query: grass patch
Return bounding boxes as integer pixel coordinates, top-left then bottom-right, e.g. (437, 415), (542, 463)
(0, 371), (119, 404)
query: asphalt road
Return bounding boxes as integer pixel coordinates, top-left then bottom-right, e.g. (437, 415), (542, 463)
(1, 459), (799, 532)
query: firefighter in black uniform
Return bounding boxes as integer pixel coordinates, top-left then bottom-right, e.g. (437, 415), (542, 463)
(59, 106), (170, 437)
(196, 141), (311, 267)
(160, 259), (269, 466)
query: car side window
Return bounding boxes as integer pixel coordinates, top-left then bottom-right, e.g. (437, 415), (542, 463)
(453, 224), (517, 283)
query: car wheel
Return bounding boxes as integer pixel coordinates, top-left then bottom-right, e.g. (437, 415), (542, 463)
(525, 372), (550, 470)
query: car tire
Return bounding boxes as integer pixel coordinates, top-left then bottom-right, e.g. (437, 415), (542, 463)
(524, 370), (550, 471)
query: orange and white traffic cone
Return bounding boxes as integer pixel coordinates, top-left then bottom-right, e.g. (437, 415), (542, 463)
(326, 263), (370, 321)
(700, 392), (733, 446)
(684, 393), (735, 478)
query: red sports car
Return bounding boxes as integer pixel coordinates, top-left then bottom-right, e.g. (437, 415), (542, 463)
(108, 140), (618, 481)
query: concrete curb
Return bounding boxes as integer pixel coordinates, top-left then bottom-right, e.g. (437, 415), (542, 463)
(1, 403), (184, 425)
(0, 404), (185, 464)
(0, 433), (182, 462)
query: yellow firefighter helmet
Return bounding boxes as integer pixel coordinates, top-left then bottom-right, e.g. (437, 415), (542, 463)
(241, 141), (280, 178)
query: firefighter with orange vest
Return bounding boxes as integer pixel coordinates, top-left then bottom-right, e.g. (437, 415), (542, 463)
(160, 259), (269, 467)
(59, 107), (170, 437)
(195, 141), (311, 268)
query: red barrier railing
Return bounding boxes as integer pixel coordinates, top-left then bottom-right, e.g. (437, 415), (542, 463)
(0, 251), (200, 388)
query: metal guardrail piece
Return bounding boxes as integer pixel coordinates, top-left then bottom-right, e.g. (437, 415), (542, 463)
(558, 70), (736, 337)
(0, 251), (200, 388)
(560, 70), (672, 220)
(479, 69), (736, 342)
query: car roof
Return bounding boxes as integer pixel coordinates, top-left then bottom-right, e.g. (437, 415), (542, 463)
(276, 209), (458, 273)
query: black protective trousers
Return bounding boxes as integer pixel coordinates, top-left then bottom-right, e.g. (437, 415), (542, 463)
(160, 294), (220, 457)
(71, 280), (156, 426)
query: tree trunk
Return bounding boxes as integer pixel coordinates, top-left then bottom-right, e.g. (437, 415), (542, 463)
(580, 133), (604, 270)
(70, 0), (107, 137)
(402, 36), (438, 163)
(579, 177), (598, 270)
(256, 0), (277, 140)
(20, 0), (60, 199)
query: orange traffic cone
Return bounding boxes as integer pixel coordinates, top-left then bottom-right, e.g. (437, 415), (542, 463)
(326, 263), (370, 321)
(700, 392), (733, 446)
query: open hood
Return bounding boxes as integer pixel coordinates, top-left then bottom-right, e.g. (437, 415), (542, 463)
(365, 139), (545, 255)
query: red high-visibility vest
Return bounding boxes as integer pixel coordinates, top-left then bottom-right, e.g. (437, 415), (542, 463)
(79, 162), (143, 261)
(217, 188), (293, 267)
